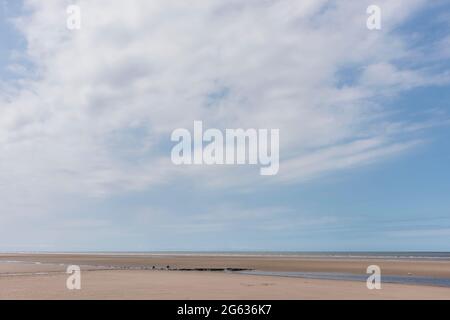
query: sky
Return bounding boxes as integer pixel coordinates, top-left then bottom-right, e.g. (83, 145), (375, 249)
(0, 0), (449, 252)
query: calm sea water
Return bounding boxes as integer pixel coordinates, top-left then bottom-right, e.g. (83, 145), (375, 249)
(13, 251), (450, 260)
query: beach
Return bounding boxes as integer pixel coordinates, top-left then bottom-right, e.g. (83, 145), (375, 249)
(1, 253), (450, 300)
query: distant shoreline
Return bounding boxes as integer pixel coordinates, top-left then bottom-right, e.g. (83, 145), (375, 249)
(2, 251), (450, 260)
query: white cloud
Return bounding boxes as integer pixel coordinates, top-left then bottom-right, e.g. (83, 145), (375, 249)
(0, 0), (448, 212)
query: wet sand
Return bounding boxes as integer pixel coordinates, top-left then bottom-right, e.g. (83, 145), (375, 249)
(2, 253), (450, 277)
(1, 253), (450, 299)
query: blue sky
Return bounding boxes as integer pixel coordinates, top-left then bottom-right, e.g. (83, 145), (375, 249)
(0, 0), (450, 252)
(0, 1), (22, 80)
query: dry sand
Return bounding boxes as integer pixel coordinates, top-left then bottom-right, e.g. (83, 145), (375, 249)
(1, 253), (450, 300)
